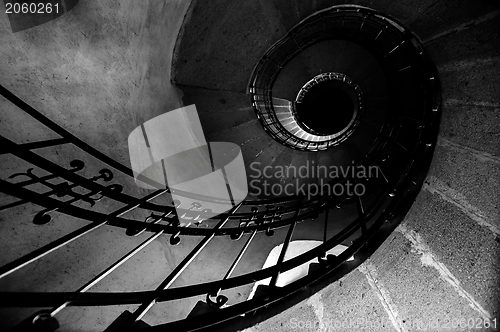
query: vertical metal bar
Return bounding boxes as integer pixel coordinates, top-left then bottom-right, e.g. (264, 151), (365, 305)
(226, 230), (257, 280)
(269, 198), (303, 288)
(355, 194), (367, 236)
(342, 143), (367, 236)
(211, 226), (258, 300)
(320, 207), (329, 259)
(374, 26), (386, 41)
(129, 202), (243, 325)
(380, 132), (409, 152)
(377, 166), (389, 183)
(359, 16), (365, 33)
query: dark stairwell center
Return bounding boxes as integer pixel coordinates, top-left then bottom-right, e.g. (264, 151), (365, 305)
(297, 81), (356, 135)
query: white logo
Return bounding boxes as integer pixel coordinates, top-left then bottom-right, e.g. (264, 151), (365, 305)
(128, 105), (248, 218)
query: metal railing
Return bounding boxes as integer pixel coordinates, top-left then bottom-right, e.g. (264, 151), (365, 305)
(249, 5), (438, 153)
(0, 4), (440, 331)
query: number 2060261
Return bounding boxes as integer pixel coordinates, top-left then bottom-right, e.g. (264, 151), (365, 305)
(5, 2), (59, 14)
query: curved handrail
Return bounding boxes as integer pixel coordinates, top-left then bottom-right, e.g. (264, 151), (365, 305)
(0, 4), (440, 331)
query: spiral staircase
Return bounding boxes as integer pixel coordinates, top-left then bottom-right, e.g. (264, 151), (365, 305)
(0, 1), (499, 331)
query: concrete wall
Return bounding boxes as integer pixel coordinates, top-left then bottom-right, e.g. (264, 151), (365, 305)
(1, 0), (188, 160)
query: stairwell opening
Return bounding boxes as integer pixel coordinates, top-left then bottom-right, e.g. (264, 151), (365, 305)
(295, 75), (359, 136)
(298, 86), (354, 135)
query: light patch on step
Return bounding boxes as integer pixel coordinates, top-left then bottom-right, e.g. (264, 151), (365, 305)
(397, 223), (492, 320)
(247, 241), (353, 301)
(358, 262), (407, 332)
(424, 175), (500, 236)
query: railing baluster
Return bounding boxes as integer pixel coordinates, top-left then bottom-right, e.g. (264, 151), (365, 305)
(265, 205), (282, 237)
(341, 142), (367, 238)
(207, 208), (259, 307)
(128, 202), (243, 326)
(269, 198), (303, 288)
(231, 207), (258, 241)
(377, 165), (389, 183)
(317, 199), (344, 266)
(355, 194), (367, 236)
(320, 207), (329, 259)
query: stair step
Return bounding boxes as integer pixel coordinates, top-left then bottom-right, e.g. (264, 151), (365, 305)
(272, 54), (312, 101)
